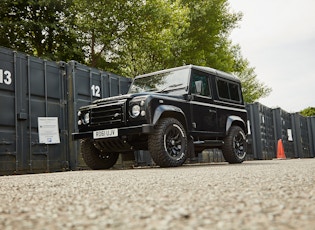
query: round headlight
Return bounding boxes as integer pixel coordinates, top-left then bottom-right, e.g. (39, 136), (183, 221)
(83, 112), (90, 124)
(131, 105), (141, 117)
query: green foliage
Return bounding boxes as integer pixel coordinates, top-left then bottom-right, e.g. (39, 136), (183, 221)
(71, 0), (245, 76)
(300, 107), (315, 117)
(0, 0), (271, 102)
(231, 46), (272, 103)
(72, 0), (143, 68)
(72, 0), (190, 76)
(236, 66), (272, 103)
(0, 0), (84, 61)
(117, 0), (190, 77)
(115, 0), (244, 77)
(178, 0), (242, 72)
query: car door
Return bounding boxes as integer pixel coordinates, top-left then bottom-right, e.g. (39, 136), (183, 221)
(189, 70), (218, 138)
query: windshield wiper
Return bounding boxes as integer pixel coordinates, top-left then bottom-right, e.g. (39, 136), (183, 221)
(157, 83), (184, 93)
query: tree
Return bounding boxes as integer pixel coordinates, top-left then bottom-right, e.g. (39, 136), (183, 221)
(0, 0), (84, 62)
(1, 0), (271, 103)
(118, 0), (245, 76)
(300, 107), (315, 117)
(73, 0), (189, 77)
(73, 0), (271, 102)
(73, 0), (145, 70)
(231, 45), (272, 103)
(236, 65), (272, 103)
(176, 0), (242, 72)
(117, 0), (190, 77)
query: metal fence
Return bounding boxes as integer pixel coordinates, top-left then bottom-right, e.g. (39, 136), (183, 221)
(246, 103), (276, 160)
(0, 47), (314, 174)
(66, 61), (131, 170)
(246, 102), (315, 160)
(272, 108), (295, 158)
(0, 47), (131, 175)
(308, 117), (315, 156)
(291, 113), (312, 158)
(0, 47), (69, 174)
(194, 104), (315, 163)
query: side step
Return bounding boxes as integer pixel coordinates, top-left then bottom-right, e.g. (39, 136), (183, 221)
(193, 140), (224, 147)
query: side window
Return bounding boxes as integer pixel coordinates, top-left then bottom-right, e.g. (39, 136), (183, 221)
(217, 80), (229, 99)
(190, 73), (211, 97)
(216, 79), (241, 102)
(229, 83), (241, 101)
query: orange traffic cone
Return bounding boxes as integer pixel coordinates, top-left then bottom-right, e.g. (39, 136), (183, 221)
(276, 139), (286, 159)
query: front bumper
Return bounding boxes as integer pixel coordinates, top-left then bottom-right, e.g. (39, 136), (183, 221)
(72, 124), (154, 140)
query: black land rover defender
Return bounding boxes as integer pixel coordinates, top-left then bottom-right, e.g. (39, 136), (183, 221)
(73, 65), (247, 169)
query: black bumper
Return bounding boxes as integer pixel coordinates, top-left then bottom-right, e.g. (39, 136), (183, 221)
(72, 124), (154, 140)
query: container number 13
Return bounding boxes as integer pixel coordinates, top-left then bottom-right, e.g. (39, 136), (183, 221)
(0, 69), (12, 85)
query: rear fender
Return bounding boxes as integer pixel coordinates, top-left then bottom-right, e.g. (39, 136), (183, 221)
(226, 116), (246, 134)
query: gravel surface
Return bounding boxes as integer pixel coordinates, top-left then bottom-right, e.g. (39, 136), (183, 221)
(1, 158), (315, 230)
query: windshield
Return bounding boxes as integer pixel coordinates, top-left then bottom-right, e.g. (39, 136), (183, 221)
(128, 68), (190, 94)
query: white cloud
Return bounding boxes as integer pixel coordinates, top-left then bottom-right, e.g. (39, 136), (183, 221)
(229, 0), (315, 112)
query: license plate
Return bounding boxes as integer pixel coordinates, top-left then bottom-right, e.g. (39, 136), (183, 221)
(93, 128), (118, 139)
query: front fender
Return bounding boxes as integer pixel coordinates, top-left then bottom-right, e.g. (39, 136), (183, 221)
(152, 105), (186, 126)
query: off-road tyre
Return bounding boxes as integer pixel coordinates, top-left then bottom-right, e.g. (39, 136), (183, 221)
(222, 126), (247, 164)
(148, 118), (187, 167)
(80, 138), (119, 169)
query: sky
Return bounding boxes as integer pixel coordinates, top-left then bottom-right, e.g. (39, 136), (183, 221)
(228, 0), (315, 112)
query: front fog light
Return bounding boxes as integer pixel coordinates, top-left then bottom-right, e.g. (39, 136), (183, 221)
(83, 113), (90, 124)
(131, 105), (141, 117)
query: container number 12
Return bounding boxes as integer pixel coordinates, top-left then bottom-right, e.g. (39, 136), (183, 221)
(91, 84), (101, 97)
(0, 69), (12, 85)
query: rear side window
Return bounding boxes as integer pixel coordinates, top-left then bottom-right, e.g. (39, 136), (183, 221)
(216, 79), (241, 102)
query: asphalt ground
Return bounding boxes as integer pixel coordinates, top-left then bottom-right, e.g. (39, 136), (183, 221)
(0, 158), (315, 230)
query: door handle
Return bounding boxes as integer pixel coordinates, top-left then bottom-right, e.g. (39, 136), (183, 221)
(209, 109), (216, 113)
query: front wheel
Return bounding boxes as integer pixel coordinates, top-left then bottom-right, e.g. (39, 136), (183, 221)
(81, 139), (119, 169)
(222, 126), (247, 164)
(148, 118), (187, 167)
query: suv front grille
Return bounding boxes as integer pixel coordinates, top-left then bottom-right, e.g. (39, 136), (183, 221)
(90, 100), (126, 127)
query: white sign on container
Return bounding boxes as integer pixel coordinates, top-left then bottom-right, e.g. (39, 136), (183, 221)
(38, 117), (60, 144)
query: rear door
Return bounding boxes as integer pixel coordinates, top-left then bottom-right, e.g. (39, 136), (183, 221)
(214, 77), (245, 134)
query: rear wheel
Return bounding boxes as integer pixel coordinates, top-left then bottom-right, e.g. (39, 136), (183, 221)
(148, 118), (187, 167)
(222, 126), (247, 164)
(81, 138), (119, 169)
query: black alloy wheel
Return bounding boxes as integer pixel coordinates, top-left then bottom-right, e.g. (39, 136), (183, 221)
(148, 118), (187, 167)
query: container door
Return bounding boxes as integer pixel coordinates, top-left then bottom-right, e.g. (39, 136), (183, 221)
(67, 62), (132, 170)
(0, 47), (69, 175)
(27, 57), (68, 172)
(0, 48), (19, 174)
